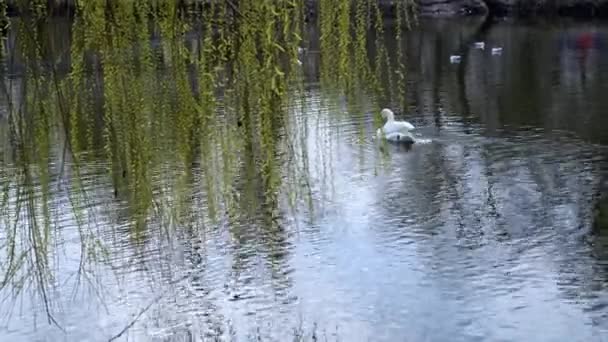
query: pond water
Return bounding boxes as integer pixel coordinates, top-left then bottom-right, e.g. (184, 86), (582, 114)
(2, 15), (608, 342)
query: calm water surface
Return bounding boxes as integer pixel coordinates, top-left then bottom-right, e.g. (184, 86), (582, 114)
(2, 17), (608, 341)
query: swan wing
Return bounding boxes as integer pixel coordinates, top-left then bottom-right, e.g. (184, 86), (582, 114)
(383, 120), (415, 134)
(396, 121), (415, 131)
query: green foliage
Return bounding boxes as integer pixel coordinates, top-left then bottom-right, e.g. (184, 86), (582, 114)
(0, 0), (416, 326)
(0, 1), (8, 35)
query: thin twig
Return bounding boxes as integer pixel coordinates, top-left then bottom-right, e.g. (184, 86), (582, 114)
(107, 294), (160, 342)
(225, 0), (249, 23)
(107, 274), (189, 341)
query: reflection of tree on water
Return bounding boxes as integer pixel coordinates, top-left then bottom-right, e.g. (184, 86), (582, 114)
(0, 0), (417, 338)
(373, 17), (608, 327)
(595, 193), (608, 231)
(7, 1), (608, 340)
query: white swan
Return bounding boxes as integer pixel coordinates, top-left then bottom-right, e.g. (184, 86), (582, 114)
(376, 108), (416, 143)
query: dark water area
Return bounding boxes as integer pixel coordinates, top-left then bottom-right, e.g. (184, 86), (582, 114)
(2, 16), (608, 342)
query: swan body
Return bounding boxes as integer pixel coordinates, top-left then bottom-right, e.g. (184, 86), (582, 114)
(377, 108), (416, 143)
(450, 55), (461, 64)
(376, 129), (416, 143)
(474, 42), (485, 50)
(491, 47), (503, 55)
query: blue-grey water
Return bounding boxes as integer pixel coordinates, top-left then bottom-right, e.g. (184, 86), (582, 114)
(2, 17), (608, 341)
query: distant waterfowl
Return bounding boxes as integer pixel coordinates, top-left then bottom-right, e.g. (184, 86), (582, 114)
(474, 42), (485, 50)
(450, 55), (462, 64)
(376, 108), (416, 144)
(491, 47), (503, 55)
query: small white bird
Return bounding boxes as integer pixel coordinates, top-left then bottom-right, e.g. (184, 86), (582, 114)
(491, 47), (503, 55)
(450, 55), (461, 64)
(474, 42), (485, 50)
(376, 108), (416, 144)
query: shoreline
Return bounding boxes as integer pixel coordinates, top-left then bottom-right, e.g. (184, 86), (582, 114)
(5, 0), (608, 20)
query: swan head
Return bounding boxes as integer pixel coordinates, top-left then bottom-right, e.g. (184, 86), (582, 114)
(380, 108), (395, 121)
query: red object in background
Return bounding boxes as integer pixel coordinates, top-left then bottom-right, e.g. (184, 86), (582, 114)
(576, 33), (593, 50)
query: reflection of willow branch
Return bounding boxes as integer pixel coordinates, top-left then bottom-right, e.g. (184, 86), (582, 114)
(1, 142), (66, 332)
(1, 174), (26, 290)
(4, 15), (67, 329)
(286, 87), (314, 220)
(2, 15), (111, 330)
(276, 104), (314, 219)
(26, 180), (65, 333)
(594, 192), (608, 232)
(455, 15), (494, 128)
(0, 39), (17, 149)
(108, 273), (189, 342)
(432, 36), (443, 129)
(46, 27), (117, 310)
